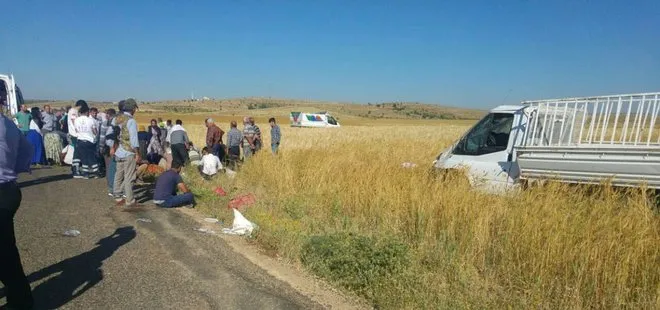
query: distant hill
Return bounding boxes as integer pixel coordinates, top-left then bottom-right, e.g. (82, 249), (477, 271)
(25, 97), (485, 120)
(141, 97), (485, 120)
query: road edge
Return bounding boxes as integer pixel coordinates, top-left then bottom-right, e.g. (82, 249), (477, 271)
(177, 208), (369, 310)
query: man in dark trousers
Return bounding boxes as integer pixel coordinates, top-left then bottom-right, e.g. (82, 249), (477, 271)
(204, 118), (225, 162)
(166, 119), (190, 167)
(0, 108), (35, 309)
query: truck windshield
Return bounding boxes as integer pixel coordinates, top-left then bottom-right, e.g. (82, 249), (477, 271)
(327, 116), (337, 125)
(453, 113), (514, 156)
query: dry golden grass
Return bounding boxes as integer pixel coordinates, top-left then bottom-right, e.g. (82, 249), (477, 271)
(167, 116), (659, 309)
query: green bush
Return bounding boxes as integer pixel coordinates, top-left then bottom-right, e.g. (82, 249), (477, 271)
(301, 233), (410, 301)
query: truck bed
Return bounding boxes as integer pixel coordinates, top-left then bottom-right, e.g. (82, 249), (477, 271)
(516, 145), (660, 188)
(518, 93), (660, 188)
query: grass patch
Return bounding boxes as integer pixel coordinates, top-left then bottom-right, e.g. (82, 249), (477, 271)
(301, 233), (409, 305)
(181, 124), (660, 309)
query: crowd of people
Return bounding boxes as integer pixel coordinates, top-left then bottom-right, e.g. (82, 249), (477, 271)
(1, 98), (285, 309)
(12, 99), (283, 209)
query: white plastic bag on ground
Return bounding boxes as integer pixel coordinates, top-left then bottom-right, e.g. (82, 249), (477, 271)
(62, 145), (74, 165)
(222, 209), (255, 236)
(225, 169), (237, 179)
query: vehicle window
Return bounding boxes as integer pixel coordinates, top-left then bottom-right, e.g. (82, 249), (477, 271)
(327, 116), (337, 125)
(16, 86), (24, 107)
(453, 113), (514, 156)
(0, 81), (6, 106)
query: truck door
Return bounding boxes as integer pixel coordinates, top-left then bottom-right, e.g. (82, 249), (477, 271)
(446, 112), (516, 192)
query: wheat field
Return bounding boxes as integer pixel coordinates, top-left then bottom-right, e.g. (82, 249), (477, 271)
(157, 117), (660, 309)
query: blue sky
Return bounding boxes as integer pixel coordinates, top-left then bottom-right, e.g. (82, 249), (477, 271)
(1, 1), (659, 108)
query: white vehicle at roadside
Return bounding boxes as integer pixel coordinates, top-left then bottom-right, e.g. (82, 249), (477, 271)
(290, 112), (340, 128)
(434, 92), (660, 193)
(0, 73), (24, 116)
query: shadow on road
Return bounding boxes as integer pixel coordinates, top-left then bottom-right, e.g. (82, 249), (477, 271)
(18, 174), (73, 188)
(5, 227), (137, 309)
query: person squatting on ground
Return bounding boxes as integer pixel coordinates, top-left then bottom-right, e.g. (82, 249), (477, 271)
(269, 117), (281, 154)
(241, 117), (256, 160)
(199, 147), (223, 180)
(167, 119), (190, 167)
(152, 161), (195, 208)
(0, 109), (35, 310)
(111, 98), (141, 207)
(205, 118), (225, 162)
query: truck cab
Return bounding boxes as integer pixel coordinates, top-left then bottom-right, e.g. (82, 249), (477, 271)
(434, 92), (660, 193)
(434, 105), (528, 192)
(0, 74), (24, 116)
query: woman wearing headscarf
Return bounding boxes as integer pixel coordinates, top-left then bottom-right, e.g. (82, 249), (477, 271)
(147, 119), (164, 164)
(72, 105), (101, 178)
(27, 107), (46, 165)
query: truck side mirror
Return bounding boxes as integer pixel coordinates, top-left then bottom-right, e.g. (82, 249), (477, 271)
(507, 153), (513, 162)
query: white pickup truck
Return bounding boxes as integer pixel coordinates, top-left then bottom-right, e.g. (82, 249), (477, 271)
(0, 73), (24, 116)
(433, 92), (660, 192)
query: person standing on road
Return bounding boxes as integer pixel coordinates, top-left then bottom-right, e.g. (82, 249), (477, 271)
(73, 105), (101, 179)
(166, 119), (190, 167)
(60, 105), (71, 134)
(103, 108), (118, 196)
(205, 118), (225, 161)
(241, 117), (256, 160)
(269, 117), (281, 154)
(111, 99), (141, 207)
(68, 100), (88, 177)
(41, 104), (55, 134)
(28, 107), (46, 166)
(0, 109), (35, 310)
(15, 104), (31, 135)
(152, 161), (195, 208)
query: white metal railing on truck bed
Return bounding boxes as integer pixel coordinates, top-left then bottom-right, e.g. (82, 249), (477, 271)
(521, 92), (660, 147)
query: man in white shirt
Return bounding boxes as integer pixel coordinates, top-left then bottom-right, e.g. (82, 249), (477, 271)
(68, 100), (88, 177)
(199, 147), (223, 179)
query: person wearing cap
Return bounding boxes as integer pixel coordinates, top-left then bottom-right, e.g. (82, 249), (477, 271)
(110, 98), (141, 207)
(205, 118), (225, 162)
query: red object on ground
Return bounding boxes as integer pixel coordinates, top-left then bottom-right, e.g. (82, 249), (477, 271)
(228, 193), (256, 209)
(214, 186), (227, 196)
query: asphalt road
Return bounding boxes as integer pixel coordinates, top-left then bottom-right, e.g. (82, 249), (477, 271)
(1, 167), (321, 310)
